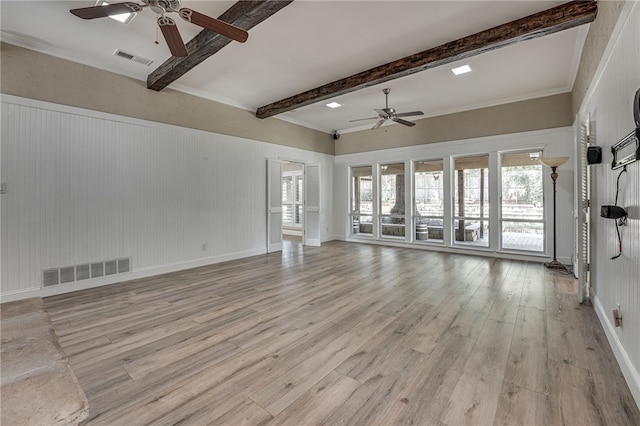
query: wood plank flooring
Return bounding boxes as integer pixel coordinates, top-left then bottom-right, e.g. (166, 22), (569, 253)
(43, 239), (640, 425)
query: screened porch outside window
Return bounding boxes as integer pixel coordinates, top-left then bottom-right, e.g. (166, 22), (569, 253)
(500, 152), (544, 252)
(351, 166), (373, 236)
(414, 159), (444, 242)
(454, 155), (489, 247)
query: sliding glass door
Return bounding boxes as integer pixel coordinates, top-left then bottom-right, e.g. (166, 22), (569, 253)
(380, 163), (405, 239)
(351, 166), (373, 236)
(414, 159), (444, 242)
(454, 155), (489, 247)
(500, 152), (544, 252)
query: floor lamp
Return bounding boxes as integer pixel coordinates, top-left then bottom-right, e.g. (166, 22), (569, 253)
(539, 156), (569, 270)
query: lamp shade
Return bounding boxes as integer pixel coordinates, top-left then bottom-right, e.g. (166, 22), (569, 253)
(539, 157), (569, 168)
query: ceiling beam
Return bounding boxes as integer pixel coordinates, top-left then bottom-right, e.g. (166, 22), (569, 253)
(255, 0), (597, 119)
(148, 0), (294, 91)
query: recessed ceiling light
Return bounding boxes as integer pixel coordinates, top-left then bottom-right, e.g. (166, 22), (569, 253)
(96, 0), (136, 24)
(326, 102), (342, 109)
(452, 64), (472, 76)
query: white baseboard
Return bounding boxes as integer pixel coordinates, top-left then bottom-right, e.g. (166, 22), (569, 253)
(593, 294), (640, 409)
(0, 248), (266, 304)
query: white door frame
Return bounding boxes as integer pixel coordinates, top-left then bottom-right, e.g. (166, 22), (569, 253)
(267, 159), (283, 253)
(304, 163), (321, 246)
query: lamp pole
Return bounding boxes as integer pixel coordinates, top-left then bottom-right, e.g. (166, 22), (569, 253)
(547, 166), (562, 268)
(539, 156), (569, 271)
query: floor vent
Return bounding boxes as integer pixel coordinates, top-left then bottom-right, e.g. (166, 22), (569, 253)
(114, 49), (153, 66)
(42, 258), (132, 287)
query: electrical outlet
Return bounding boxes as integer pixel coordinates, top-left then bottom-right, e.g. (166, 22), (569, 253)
(613, 304), (622, 327)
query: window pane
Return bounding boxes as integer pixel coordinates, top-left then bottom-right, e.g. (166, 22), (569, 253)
(282, 176), (293, 203)
(454, 155), (489, 247)
(282, 205), (293, 225)
(414, 159), (444, 242)
(501, 153), (543, 220)
(502, 221), (544, 252)
(352, 166), (373, 214)
(295, 175), (303, 203)
(381, 163), (405, 239)
(500, 152), (544, 252)
(352, 215), (373, 235)
(295, 205), (303, 225)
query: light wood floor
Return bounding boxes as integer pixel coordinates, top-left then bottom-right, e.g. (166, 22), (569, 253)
(44, 239), (640, 425)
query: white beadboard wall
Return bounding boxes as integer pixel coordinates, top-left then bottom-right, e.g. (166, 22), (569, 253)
(579, 1), (640, 405)
(333, 127), (575, 263)
(0, 96), (334, 301)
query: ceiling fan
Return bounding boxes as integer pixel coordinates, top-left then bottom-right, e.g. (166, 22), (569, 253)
(350, 88), (424, 130)
(69, 0), (248, 57)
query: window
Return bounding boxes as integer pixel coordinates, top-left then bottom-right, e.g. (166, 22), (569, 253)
(454, 155), (489, 247)
(282, 170), (303, 227)
(500, 152), (544, 252)
(282, 175), (294, 225)
(414, 159), (444, 242)
(380, 163), (405, 238)
(351, 166), (373, 235)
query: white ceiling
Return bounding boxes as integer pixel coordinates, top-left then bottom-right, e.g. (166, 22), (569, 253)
(0, 1), (589, 134)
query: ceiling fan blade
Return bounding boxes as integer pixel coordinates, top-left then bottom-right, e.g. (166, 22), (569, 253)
(349, 117), (380, 122)
(70, 2), (143, 19)
(372, 119), (386, 130)
(179, 8), (248, 43)
(374, 109), (390, 119)
(392, 118), (416, 127)
(395, 111), (424, 118)
(158, 17), (188, 57)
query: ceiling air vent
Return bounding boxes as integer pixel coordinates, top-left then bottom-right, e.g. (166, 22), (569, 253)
(113, 49), (153, 66)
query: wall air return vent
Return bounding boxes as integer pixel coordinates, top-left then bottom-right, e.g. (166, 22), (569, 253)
(76, 264), (90, 281)
(42, 257), (132, 287)
(91, 262), (104, 278)
(113, 49), (154, 66)
(118, 258), (130, 273)
(43, 269), (59, 287)
(105, 260), (118, 276)
(60, 266), (75, 284)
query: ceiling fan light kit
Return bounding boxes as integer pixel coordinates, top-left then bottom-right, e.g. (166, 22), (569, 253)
(70, 0), (249, 57)
(349, 88), (424, 130)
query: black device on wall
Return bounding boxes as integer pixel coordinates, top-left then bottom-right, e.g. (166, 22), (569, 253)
(635, 87), (640, 140)
(587, 146), (602, 164)
(601, 205), (626, 219)
(634, 87), (640, 127)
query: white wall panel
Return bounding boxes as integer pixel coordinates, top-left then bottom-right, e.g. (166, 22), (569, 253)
(0, 96), (334, 299)
(579, 1), (640, 405)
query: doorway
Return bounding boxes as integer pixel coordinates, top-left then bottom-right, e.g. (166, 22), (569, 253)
(282, 162), (305, 238)
(266, 159), (321, 254)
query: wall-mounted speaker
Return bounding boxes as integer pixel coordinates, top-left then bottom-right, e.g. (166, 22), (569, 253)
(587, 146), (602, 164)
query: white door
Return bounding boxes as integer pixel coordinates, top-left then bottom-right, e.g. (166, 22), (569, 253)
(304, 163), (321, 246)
(267, 159), (283, 253)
